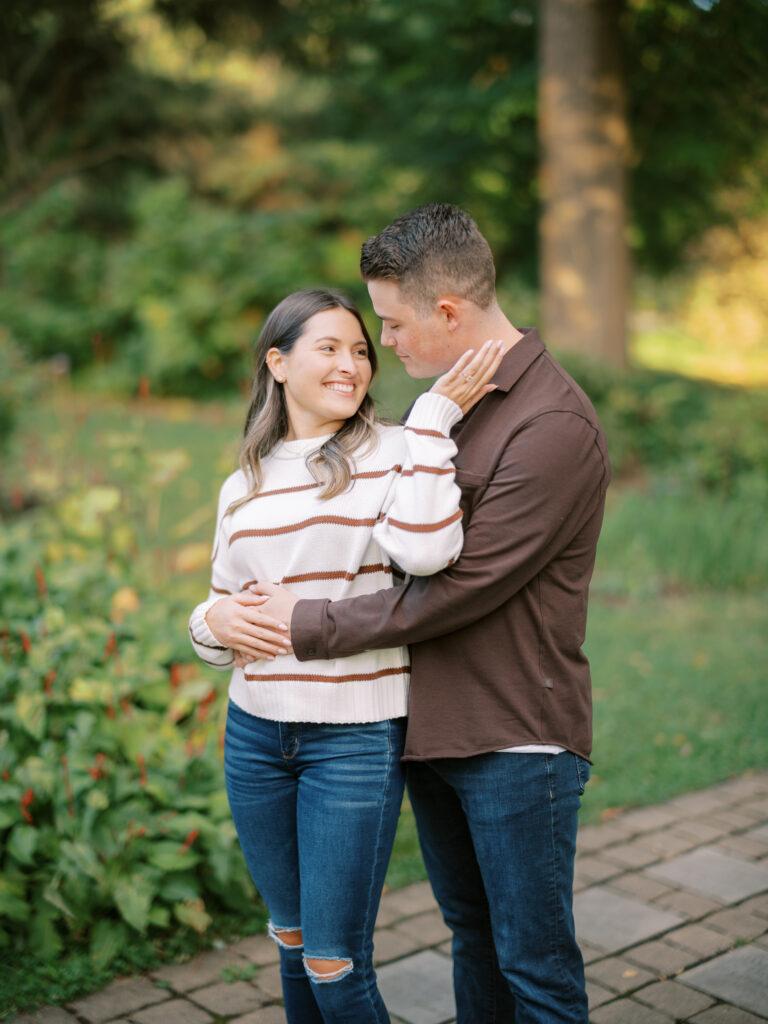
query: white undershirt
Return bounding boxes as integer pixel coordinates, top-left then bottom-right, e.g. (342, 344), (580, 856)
(497, 745), (566, 754)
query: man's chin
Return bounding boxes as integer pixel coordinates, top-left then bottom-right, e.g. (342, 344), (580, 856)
(400, 360), (433, 380)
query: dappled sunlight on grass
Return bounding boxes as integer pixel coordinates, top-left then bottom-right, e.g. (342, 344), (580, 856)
(633, 327), (768, 388)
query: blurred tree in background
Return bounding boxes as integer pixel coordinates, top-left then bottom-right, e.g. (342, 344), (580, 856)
(1, 0), (767, 385)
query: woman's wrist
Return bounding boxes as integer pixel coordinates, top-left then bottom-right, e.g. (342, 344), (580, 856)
(407, 391), (464, 435)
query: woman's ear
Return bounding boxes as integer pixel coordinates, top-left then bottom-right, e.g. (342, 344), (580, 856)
(266, 347), (286, 384)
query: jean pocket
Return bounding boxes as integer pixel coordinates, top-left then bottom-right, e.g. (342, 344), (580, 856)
(574, 754), (591, 795)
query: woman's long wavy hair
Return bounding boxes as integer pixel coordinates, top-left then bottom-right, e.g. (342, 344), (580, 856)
(226, 289), (381, 516)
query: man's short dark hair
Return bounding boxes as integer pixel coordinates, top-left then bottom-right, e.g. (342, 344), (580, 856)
(360, 203), (496, 313)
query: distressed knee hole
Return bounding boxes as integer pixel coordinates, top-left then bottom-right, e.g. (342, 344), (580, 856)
(268, 921), (303, 949)
(303, 956), (353, 983)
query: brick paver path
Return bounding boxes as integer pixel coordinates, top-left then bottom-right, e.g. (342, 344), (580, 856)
(15, 771), (768, 1024)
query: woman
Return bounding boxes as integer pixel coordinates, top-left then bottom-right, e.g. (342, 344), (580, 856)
(188, 288), (502, 1023)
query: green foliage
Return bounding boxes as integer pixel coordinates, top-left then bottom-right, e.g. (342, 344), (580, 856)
(0, 485), (260, 968)
(627, 0), (768, 270)
(191, 0), (768, 274)
(0, 333), (39, 461)
(4, 0), (768, 395)
(597, 474), (768, 593)
(0, 176), (372, 395)
(560, 354), (768, 491)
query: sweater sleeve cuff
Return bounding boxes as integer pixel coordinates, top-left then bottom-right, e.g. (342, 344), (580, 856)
(292, 598), (330, 662)
(190, 597), (225, 649)
(405, 391), (463, 435)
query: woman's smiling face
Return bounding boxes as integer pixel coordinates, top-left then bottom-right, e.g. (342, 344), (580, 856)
(267, 307), (374, 439)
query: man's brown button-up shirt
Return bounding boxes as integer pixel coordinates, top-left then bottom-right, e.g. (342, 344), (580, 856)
(291, 329), (611, 762)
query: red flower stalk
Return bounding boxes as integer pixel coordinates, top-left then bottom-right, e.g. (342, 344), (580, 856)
(34, 565), (48, 598)
(20, 788), (34, 824)
(88, 753), (107, 780)
(136, 754), (148, 787)
(20, 632), (32, 654)
(104, 632), (118, 659)
(181, 829), (199, 851)
(60, 755), (75, 817)
(44, 669), (57, 695)
(169, 663), (182, 689)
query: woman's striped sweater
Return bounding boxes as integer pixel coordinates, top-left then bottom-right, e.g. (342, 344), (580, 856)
(188, 391), (465, 723)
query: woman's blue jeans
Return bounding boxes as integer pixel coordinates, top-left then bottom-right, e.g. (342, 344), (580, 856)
(224, 700), (406, 1024)
(408, 750), (591, 1024)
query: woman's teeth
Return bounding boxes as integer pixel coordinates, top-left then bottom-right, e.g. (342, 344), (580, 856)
(324, 383), (355, 394)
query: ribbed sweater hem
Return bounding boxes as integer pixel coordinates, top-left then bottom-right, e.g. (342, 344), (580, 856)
(228, 667), (409, 724)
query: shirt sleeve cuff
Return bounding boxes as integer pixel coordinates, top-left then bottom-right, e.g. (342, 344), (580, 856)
(405, 392), (463, 435)
(189, 597), (224, 649)
(292, 598), (330, 662)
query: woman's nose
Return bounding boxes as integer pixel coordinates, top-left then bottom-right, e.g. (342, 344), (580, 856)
(336, 355), (356, 375)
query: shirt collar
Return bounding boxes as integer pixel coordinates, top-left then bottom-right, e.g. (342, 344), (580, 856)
(491, 328), (545, 393)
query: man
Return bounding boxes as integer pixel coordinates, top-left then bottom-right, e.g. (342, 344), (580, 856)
(246, 203), (610, 1023)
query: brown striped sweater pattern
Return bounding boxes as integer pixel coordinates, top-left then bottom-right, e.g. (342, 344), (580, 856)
(188, 392), (464, 724)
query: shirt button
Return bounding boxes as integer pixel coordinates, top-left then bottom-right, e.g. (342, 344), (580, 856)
(307, 648), (316, 657)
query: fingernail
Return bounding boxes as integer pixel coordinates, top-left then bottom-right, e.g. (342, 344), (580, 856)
(279, 623), (288, 630)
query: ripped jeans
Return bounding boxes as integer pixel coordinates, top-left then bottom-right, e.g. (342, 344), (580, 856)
(224, 700), (406, 1023)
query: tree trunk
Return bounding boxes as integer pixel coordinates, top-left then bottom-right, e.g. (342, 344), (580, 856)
(539, 0), (629, 368)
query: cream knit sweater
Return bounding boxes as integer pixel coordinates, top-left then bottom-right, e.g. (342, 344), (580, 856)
(188, 391), (464, 723)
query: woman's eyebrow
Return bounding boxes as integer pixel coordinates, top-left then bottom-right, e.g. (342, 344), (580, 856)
(313, 336), (367, 345)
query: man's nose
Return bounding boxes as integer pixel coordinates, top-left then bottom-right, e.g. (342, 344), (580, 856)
(380, 330), (395, 348)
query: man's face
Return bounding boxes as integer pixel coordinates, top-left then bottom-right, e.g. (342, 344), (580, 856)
(367, 279), (455, 379)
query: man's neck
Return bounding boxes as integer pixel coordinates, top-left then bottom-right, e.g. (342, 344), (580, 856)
(461, 303), (524, 357)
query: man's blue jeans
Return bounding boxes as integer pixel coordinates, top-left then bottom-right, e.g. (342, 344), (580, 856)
(407, 750), (591, 1024)
(223, 700), (406, 1024)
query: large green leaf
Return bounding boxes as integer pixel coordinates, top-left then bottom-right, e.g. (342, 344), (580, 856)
(148, 842), (200, 872)
(89, 918), (129, 969)
(7, 824), (38, 865)
(173, 898), (211, 934)
(29, 901), (63, 960)
(0, 881), (29, 923)
(14, 692), (46, 739)
(147, 904), (171, 928)
(113, 874), (154, 933)
(42, 881), (74, 920)
(0, 805), (17, 828)
(159, 872), (200, 902)
(59, 840), (105, 884)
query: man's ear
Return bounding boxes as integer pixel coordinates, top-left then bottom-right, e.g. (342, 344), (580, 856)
(436, 297), (461, 332)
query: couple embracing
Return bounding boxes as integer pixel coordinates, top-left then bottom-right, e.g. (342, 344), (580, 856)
(188, 203), (610, 1023)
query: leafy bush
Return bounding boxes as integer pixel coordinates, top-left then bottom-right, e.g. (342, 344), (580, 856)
(0, 486), (257, 968)
(0, 176), (368, 396)
(0, 333), (39, 462)
(560, 354), (768, 491)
